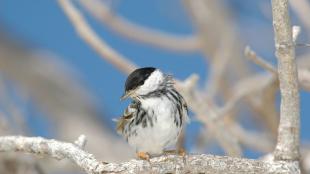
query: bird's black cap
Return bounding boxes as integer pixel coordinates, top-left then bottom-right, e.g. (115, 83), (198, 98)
(125, 67), (156, 91)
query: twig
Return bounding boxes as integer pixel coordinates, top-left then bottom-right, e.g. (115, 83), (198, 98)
(298, 69), (310, 91)
(177, 75), (243, 157)
(244, 46), (277, 75)
(271, 0), (300, 161)
(292, 26), (301, 43)
(0, 136), (300, 174)
(184, 0), (240, 99)
(218, 73), (276, 118)
(79, 0), (201, 52)
(289, 0), (310, 32)
(291, 26), (310, 47)
(295, 43), (310, 47)
(230, 123), (274, 153)
(58, 0), (137, 75)
(74, 134), (87, 149)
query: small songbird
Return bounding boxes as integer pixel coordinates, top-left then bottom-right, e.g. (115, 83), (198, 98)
(116, 67), (189, 160)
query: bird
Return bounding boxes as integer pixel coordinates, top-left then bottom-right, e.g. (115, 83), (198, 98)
(116, 67), (189, 160)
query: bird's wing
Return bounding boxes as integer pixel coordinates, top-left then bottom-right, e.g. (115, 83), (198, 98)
(181, 95), (190, 123)
(116, 101), (139, 134)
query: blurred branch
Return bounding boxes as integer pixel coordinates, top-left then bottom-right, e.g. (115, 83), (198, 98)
(184, 0), (247, 100)
(230, 123), (274, 153)
(0, 135), (300, 174)
(244, 46), (277, 75)
(289, 0), (310, 32)
(218, 73), (276, 119)
(298, 69), (310, 91)
(176, 75), (243, 157)
(271, 0), (300, 161)
(245, 45), (310, 92)
(79, 0), (201, 52)
(0, 32), (133, 162)
(292, 26), (301, 43)
(58, 0), (137, 75)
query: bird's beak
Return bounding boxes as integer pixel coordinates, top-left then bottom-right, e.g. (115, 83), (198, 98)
(120, 91), (133, 101)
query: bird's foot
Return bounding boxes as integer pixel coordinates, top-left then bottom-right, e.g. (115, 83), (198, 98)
(178, 148), (186, 157)
(137, 152), (150, 161)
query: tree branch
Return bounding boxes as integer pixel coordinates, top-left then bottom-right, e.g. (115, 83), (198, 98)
(79, 0), (201, 52)
(244, 46), (277, 75)
(0, 136), (300, 174)
(58, 0), (137, 75)
(271, 0), (300, 161)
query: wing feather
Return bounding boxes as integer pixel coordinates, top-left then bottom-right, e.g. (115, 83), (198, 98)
(116, 101), (139, 134)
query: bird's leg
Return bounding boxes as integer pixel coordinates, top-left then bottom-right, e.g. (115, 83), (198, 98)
(178, 148), (187, 164)
(137, 152), (150, 161)
(178, 148), (186, 157)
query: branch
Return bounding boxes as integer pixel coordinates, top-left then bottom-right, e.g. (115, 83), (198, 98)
(0, 136), (300, 174)
(298, 69), (310, 91)
(58, 0), (137, 75)
(289, 0), (310, 33)
(244, 46), (277, 75)
(218, 73), (276, 118)
(244, 45), (310, 92)
(271, 0), (300, 161)
(79, 0), (201, 52)
(176, 75), (243, 157)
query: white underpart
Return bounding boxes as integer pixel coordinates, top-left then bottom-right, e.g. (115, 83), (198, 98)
(135, 69), (164, 96)
(128, 96), (182, 155)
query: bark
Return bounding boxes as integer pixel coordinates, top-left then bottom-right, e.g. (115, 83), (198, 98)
(271, 0), (300, 161)
(0, 136), (300, 174)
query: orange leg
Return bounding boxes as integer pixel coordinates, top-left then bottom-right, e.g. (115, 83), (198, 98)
(178, 148), (186, 157)
(137, 152), (150, 160)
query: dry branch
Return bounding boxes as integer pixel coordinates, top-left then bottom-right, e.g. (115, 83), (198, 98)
(0, 34), (133, 162)
(58, 0), (137, 75)
(79, 0), (200, 52)
(289, 0), (310, 32)
(0, 136), (300, 174)
(244, 46), (277, 75)
(271, 0), (300, 161)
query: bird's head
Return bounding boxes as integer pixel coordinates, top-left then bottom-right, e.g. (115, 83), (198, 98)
(121, 67), (173, 100)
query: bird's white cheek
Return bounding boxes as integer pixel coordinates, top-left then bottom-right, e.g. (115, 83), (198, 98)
(135, 84), (157, 95)
(135, 70), (164, 95)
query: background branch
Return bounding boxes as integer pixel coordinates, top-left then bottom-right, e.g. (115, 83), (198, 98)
(79, 0), (201, 52)
(58, 0), (137, 75)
